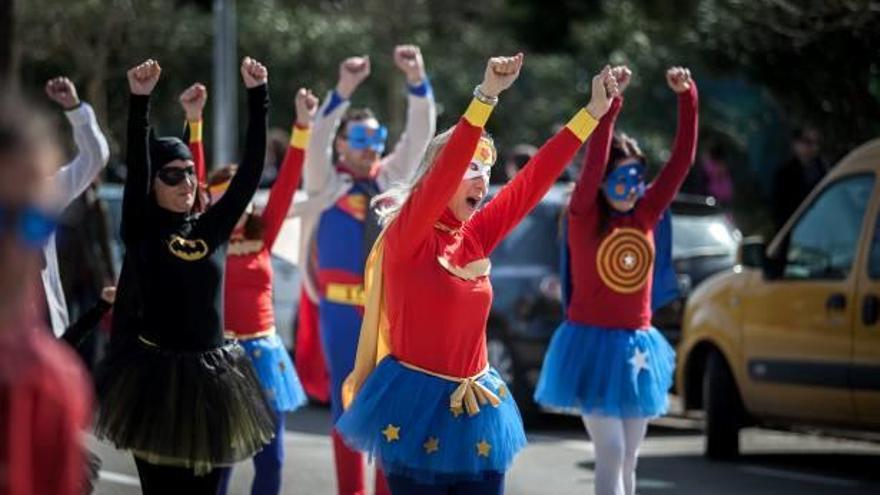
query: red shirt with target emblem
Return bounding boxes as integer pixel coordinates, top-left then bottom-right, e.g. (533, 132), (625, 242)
(567, 85), (698, 330)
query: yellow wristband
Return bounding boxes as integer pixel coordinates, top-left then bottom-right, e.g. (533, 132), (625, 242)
(290, 126), (311, 149)
(463, 98), (493, 128)
(188, 120), (203, 143)
(565, 108), (599, 142)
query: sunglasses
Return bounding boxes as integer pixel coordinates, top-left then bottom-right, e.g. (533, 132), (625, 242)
(0, 204), (58, 249)
(157, 165), (196, 186)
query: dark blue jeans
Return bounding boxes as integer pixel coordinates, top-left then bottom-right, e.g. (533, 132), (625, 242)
(386, 471), (505, 495)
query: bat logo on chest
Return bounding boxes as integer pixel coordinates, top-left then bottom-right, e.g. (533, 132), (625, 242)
(167, 235), (209, 261)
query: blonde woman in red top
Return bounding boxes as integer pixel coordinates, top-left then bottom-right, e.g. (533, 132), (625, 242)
(337, 54), (618, 494)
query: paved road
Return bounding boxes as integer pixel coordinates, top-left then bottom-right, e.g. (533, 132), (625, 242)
(91, 405), (880, 494)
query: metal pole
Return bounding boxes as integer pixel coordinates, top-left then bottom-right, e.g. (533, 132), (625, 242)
(212, 0), (237, 169)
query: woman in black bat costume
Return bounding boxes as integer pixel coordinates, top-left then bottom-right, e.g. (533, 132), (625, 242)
(94, 58), (276, 494)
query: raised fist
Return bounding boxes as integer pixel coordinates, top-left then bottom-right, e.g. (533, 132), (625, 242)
(179, 83), (208, 121)
(666, 66), (692, 94)
(45, 77), (80, 109)
(610, 66), (632, 94)
(127, 59), (161, 96)
(479, 53), (524, 99)
(585, 66), (619, 120)
(336, 56), (371, 99)
(393, 45), (426, 84)
(295, 88), (319, 126)
(241, 57), (268, 88)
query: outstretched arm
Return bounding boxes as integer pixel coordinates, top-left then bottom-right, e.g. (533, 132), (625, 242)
(638, 67), (699, 224)
(388, 54), (523, 256)
(197, 57), (269, 244)
(303, 56), (370, 194)
(45, 77), (110, 210)
(470, 66), (616, 253)
(120, 60), (162, 244)
(180, 83), (208, 183)
(262, 89), (318, 249)
(378, 45), (437, 189)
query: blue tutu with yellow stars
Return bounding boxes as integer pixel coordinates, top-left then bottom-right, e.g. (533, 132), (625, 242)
(239, 333), (308, 412)
(534, 320), (675, 418)
(336, 356), (527, 484)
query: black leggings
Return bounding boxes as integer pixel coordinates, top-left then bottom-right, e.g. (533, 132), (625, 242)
(134, 457), (229, 495)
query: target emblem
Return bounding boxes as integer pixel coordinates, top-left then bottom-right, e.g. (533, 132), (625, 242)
(596, 228), (654, 294)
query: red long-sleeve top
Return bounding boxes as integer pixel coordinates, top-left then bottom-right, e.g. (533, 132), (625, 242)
(384, 100), (598, 377)
(0, 318), (92, 495)
(567, 85), (699, 330)
(222, 125), (308, 337)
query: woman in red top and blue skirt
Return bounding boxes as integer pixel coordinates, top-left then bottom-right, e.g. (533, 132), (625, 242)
(534, 66), (699, 495)
(194, 90), (318, 495)
(336, 54), (618, 494)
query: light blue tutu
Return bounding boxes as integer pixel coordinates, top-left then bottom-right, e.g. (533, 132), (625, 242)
(336, 357), (527, 484)
(534, 321), (675, 418)
(239, 333), (308, 412)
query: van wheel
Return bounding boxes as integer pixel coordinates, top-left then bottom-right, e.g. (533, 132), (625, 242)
(703, 350), (742, 459)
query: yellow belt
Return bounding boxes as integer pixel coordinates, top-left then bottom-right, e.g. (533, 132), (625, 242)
(325, 282), (366, 306)
(398, 360), (501, 416)
(224, 326), (276, 341)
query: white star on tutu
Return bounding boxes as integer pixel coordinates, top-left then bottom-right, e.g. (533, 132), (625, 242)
(629, 348), (649, 374)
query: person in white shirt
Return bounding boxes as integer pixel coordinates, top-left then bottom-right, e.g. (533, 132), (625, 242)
(291, 45), (436, 495)
(40, 77), (111, 336)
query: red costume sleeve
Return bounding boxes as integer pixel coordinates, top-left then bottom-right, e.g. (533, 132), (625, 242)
(261, 125), (309, 249)
(387, 99), (492, 255)
(569, 97), (623, 216)
(470, 108), (598, 253)
(637, 84), (699, 224)
(187, 119), (206, 184)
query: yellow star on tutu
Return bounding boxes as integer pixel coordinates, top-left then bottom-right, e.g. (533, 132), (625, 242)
(253, 349), (262, 358)
(423, 437), (439, 454)
(476, 440), (492, 457)
(279, 361), (286, 373)
(382, 424), (400, 443)
(498, 385), (508, 398)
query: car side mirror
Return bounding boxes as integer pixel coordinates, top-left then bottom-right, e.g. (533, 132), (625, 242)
(738, 237), (766, 269)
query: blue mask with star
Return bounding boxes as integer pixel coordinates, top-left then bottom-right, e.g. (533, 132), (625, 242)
(604, 161), (646, 201)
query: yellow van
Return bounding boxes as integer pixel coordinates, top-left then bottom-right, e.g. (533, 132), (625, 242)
(677, 138), (880, 458)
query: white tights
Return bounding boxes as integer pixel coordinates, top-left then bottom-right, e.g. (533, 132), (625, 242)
(582, 416), (649, 495)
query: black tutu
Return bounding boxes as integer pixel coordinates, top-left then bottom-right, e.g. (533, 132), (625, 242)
(94, 338), (277, 473)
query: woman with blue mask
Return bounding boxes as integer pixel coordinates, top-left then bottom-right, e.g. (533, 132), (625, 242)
(535, 66), (699, 495)
(0, 95), (93, 495)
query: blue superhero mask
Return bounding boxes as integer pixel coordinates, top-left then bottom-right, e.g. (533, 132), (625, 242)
(604, 161), (646, 201)
(0, 204), (58, 249)
(348, 123), (388, 154)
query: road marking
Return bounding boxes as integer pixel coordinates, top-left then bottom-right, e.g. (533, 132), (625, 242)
(99, 470), (141, 486)
(740, 466), (860, 487)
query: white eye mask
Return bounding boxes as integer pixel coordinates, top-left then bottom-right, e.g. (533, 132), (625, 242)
(463, 137), (496, 185)
(463, 161), (491, 184)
